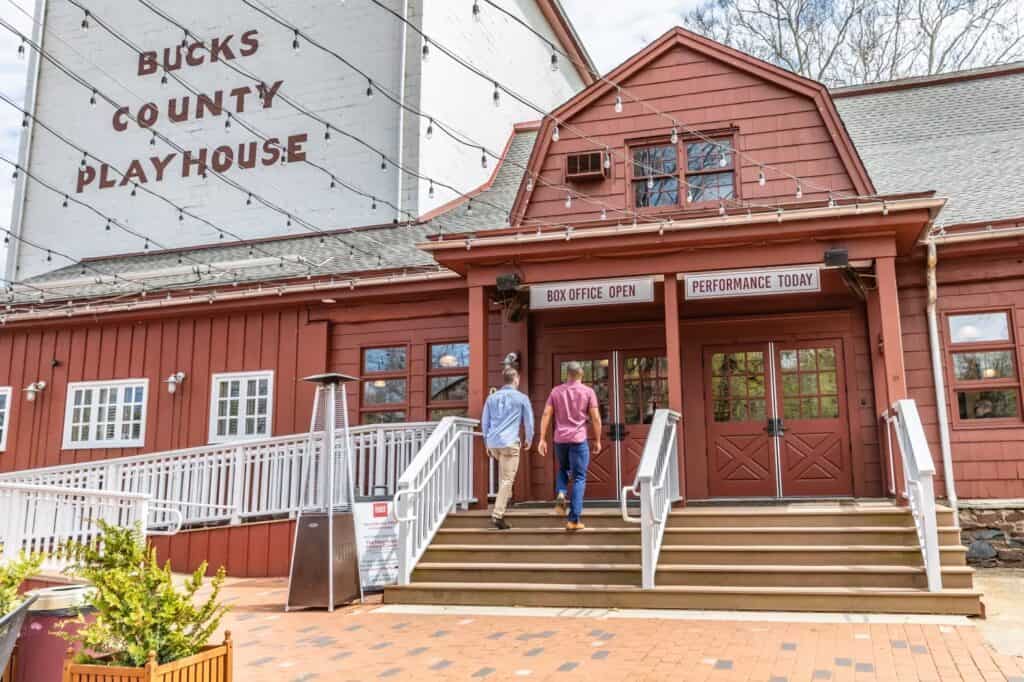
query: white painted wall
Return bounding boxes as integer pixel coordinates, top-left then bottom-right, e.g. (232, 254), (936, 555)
(416, 0), (583, 224)
(10, 0), (584, 279)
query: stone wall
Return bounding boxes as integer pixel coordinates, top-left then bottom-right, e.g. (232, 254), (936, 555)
(960, 505), (1024, 567)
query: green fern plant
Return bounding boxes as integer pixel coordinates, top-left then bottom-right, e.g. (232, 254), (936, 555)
(60, 521), (228, 667)
(0, 552), (43, 616)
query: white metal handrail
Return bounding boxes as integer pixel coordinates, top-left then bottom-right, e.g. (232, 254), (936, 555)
(0, 482), (154, 571)
(620, 409), (681, 589)
(0, 423), (440, 529)
(885, 399), (942, 592)
(394, 417), (478, 585)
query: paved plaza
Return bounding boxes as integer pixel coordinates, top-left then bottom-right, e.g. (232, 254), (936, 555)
(212, 576), (1024, 681)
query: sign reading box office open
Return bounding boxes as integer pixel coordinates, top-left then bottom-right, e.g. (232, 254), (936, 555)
(529, 277), (656, 310)
(684, 266), (821, 300)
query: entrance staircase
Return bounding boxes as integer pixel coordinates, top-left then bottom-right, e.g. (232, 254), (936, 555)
(384, 501), (982, 615)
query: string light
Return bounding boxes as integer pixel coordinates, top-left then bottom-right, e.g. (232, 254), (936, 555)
(549, 44), (558, 71)
(525, 175), (533, 192)
(324, 123), (331, 141)
(466, 198), (473, 215)
(758, 166), (766, 187)
(795, 182), (803, 199)
(17, 38), (25, 59)
(614, 89), (623, 113)
(428, 179), (435, 199)
(492, 82), (500, 107)
(224, 113), (231, 130)
(670, 127), (678, 145)
(150, 130), (156, 146)
(81, 10), (90, 31)
(380, 155), (387, 171)
(291, 29), (300, 52)
(564, 193), (572, 208)
(425, 118), (433, 139)
(160, 70), (168, 87)
(421, 38), (429, 61)
(480, 148), (487, 169)
(604, 150), (611, 170)
(89, 89), (96, 106)
(62, 194), (68, 208)
(365, 78), (373, 97)
(552, 124), (559, 142)
(472, 1), (480, 21)
(600, 208), (607, 220)
(80, 151), (87, 168)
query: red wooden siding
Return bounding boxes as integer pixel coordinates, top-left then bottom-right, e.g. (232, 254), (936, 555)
(897, 257), (1024, 500)
(0, 308), (327, 472)
(521, 43), (859, 226)
(149, 519), (296, 577)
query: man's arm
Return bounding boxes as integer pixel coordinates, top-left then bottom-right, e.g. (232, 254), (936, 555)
(589, 399), (603, 455)
(521, 395), (535, 447)
(481, 397), (491, 437)
(537, 404), (553, 457)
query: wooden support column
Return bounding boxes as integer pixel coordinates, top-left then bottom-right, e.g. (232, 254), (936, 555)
(663, 275), (686, 503)
(468, 285), (490, 509)
(866, 256), (908, 498)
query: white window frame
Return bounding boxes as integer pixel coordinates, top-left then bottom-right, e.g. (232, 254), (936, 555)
(208, 371), (275, 444)
(62, 379), (149, 450)
(0, 386), (12, 451)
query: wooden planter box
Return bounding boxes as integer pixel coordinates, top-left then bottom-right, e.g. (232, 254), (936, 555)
(62, 632), (233, 682)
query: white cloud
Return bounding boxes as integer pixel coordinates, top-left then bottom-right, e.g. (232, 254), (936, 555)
(561, 0), (704, 74)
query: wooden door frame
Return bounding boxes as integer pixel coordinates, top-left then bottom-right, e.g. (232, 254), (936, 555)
(681, 309), (872, 500)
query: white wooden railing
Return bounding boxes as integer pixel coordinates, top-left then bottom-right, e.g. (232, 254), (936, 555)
(0, 423), (440, 530)
(621, 409), (682, 589)
(885, 399), (942, 592)
(0, 482), (169, 571)
(393, 417), (478, 585)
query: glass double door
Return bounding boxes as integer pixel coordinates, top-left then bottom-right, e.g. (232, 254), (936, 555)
(553, 351), (669, 500)
(705, 340), (853, 498)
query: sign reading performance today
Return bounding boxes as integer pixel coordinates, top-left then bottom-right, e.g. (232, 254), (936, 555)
(530, 277), (655, 310)
(684, 266), (821, 300)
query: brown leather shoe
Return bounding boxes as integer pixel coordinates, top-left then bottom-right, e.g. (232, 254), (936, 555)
(565, 521), (585, 531)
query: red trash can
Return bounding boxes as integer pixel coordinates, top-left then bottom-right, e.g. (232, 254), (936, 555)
(15, 585), (94, 682)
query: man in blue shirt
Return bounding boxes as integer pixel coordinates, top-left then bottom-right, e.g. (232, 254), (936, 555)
(481, 367), (534, 530)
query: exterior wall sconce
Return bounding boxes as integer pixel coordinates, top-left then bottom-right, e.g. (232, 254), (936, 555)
(164, 371), (186, 395)
(23, 381), (46, 402)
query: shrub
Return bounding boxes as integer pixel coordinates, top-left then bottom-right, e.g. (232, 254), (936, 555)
(60, 521), (228, 667)
(0, 553), (43, 615)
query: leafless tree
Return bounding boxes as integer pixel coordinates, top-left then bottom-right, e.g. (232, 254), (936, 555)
(683, 0), (1024, 86)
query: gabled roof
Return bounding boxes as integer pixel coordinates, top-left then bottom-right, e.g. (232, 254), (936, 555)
(833, 62), (1024, 228)
(509, 26), (876, 225)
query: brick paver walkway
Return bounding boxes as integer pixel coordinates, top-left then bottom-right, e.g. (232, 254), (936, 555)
(214, 578), (1023, 681)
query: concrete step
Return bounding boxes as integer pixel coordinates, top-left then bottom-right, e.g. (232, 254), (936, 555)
(433, 527), (641, 546)
(659, 545), (968, 566)
(667, 506), (956, 529)
(411, 562), (976, 590)
(442, 509), (634, 530)
(385, 582), (983, 616)
(422, 544), (641, 564)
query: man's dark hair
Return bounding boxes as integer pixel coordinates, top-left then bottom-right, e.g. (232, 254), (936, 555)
(503, 367), (519, 385)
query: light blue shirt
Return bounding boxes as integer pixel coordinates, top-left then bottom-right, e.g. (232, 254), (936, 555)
(481, 385), (535, 449)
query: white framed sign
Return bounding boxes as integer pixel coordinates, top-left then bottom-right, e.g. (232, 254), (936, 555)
(684, 266), (821, 300)
(530, 277), (655, 310)
(352, 501), (399, 591)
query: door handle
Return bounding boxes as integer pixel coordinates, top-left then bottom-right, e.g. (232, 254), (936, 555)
(764, 417), (785, 437)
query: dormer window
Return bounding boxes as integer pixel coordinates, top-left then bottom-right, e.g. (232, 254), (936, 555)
(630, 134), (737, 209)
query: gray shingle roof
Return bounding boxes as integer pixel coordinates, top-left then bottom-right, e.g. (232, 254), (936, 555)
(834, 66), (1024, 227)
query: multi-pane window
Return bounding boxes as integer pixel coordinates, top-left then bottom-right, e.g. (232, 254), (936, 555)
(947, 311), (1020, 422)
(209, 372), (273, 443)
(631, 136), (736, 209)
(428, 342), (470, 420)
(0, 387), (11, 451)
(623, 356), (669, 424)
(632, 145), (679, 207)
(362, 346), (408, 424)
(684, 138), (735, 203)
(779, 346), (839, 420)
(63, 380), (148, 449)
(710, 351), (766, 423)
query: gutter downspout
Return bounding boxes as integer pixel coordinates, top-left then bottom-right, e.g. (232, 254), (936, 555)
(926, 240), (959, 526)
(394, 0), (410, 223)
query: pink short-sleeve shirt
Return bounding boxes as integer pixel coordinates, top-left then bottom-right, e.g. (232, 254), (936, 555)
(546, 380), (598, 444)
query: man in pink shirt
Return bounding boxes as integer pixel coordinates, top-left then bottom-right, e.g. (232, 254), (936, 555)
(537, 361), (603, 530)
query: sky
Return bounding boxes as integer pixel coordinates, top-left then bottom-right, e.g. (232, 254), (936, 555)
(0, 0), (699, 234)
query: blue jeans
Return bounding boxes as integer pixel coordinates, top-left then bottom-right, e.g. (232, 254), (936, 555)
(555, 441), (589, 522)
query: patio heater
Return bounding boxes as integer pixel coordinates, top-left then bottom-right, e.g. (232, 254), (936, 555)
(286, 373), (361, 612)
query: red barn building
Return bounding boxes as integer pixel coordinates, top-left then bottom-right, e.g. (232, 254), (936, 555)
(3, 25), (1023, 613)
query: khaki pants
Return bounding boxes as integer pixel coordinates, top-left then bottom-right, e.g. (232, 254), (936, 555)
(488, 444), (521, 519)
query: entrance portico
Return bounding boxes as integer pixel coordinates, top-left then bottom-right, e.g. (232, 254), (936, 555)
(424, 195), (943, 506)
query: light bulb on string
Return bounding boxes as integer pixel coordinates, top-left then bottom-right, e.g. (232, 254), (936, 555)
(466, 198), (473, 215)
(292, 29), (301, 53)
(161, 71), (168, 87)
(670, 127), (678, 144)
(329, 176), (336, 189)
(104, 218), (111, 231)
(380, 155), (387, 172)
(324, 124), (331, 142)
(366, 79), (374, 97)
(178, 208), (184, 222)
(89, 90), (97, 107)
(428, 179), (435, 199)
(758, 167), (766, 187)
(564, 193), (572, 208)
(21, 114), (28, 128)
(421, 38), (429, 61)
(80, 152), (88, 168)
(130, 183), (137, 197)
(646, 176), (654, 190)
(600, 208), (607, 220)
(526, 175), (533, 192)
(10, 166), (17, 180)
(719, 148), (729, 167)
(604, 150), (611, 170)
(371, 197), (377, 211)
(719, 202), (726, 216)
(81, 10), (90, 31)
(62, 195), (68, 208)
(614, 89), (623, 113)
(552, 124), (560, 142)
(245, 193), (253, 206)
(472, 1), (481, 21)
(181, 30), (189, 49)
(481, 148), (488, 169)
(150, 131), (157, 146)
(550, 46), (559, 71)
(17, 39), (25, 60)
(795, 182), (803, 199)
(224, 113), (231, 130)
(493, 82), (500, 107)
(426, 119), (433, 139)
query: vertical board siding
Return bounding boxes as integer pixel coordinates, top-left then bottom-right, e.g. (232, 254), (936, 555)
(521, 43), (858, 226)
(148, 519), (297, 578)
(898, 263), (1024, 500)
(0, 309), (326, 473)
